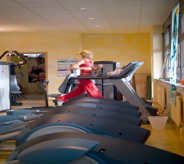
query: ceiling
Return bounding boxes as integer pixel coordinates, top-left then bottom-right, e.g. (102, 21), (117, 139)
(0, 0), (178, 34)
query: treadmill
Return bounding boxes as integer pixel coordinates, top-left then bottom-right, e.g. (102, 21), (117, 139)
(72, 61), (158, 122)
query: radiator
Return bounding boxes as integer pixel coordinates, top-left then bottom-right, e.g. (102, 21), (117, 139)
(171, 96), (182, 127)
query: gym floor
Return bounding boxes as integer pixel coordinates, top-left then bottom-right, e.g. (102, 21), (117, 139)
(0, 100), (184, 162)
(19, 92), (45, 100)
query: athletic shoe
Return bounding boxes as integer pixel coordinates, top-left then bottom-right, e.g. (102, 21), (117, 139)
(57, 100), (63, 106)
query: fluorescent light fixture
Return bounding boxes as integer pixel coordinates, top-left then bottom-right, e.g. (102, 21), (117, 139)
(79, 7), (90, 10)
(88, 18), (96, 20)
(0, 27), (10, 31)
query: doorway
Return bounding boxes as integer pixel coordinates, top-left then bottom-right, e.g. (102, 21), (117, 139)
(11, 52), (48, 100)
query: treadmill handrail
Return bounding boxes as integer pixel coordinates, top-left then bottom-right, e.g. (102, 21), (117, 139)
(72, 61), (144, 80)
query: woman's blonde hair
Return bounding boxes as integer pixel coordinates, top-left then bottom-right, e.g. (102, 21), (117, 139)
(77, 50), (92, 58)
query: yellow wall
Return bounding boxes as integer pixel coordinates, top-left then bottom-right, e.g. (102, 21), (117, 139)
(82, 33), (151, 73)
(0, 32), (82, 95)
(0, 32), (150, 95)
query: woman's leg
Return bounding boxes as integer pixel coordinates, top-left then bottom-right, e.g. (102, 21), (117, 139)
(57, 82), (86, 102)
(83, 79), (103, 98)
(57, 79), (103, 103)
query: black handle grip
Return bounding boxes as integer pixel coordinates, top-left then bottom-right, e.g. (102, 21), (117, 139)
(12, 50), (27, 66)
(0, 51), (9, 60)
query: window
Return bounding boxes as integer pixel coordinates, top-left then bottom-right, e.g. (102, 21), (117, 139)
(180, 40), (184, 78)
(164, 30), (170, 47)
(164, 49), (171, 79)
(162, 2), (183, 82)
(179, 11), (184, 80)
(163, 29), (171, 80)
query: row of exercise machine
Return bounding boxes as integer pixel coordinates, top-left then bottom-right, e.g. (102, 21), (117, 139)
(0, 54), (184, 163)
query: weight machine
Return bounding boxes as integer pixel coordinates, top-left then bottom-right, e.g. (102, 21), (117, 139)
(0, 51), (27, 107)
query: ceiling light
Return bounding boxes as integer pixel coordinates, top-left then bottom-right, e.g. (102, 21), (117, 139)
(95, 25), (101, 27)
(79, 7), (89, 10)
(0, 27), (9, 31)
(88, 18), (96, 20)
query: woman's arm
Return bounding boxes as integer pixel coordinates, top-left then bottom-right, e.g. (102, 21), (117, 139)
(92, 64), (104, 71)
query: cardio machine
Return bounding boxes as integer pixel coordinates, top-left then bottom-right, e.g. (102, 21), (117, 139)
(1, 61), (171, 164)
(0, 61), (156, 144)
(6, 132), (184, 164)
(70, 61), (158, 122)
(0, 68), (142, 143)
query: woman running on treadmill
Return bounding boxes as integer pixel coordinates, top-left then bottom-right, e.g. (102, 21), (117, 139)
(57, 50), (104, 106)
